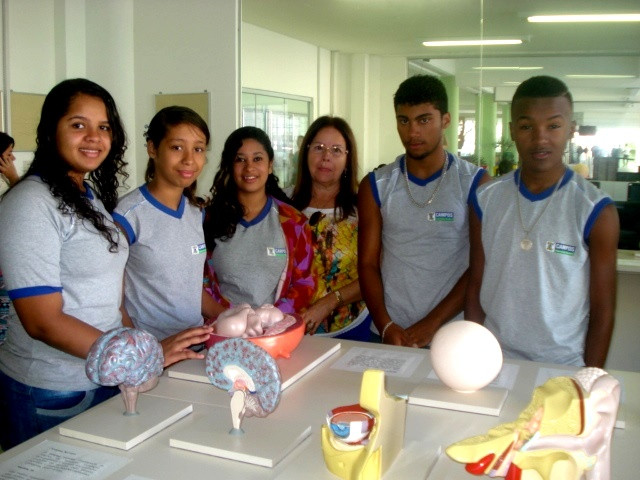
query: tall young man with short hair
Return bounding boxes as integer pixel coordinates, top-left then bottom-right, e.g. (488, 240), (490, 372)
(358, 75), (488, 347)
(466, 76), (619, 367)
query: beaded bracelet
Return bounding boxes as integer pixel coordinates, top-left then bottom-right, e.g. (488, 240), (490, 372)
(381, 321), (394, 341)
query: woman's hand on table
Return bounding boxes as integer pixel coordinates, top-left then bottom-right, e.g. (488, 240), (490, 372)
(301, 295), (335, 334)
(161, 325), (213, 367)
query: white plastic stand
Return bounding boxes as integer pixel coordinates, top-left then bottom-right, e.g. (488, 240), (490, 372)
(408, 381), (508, 416)
(59, 394), (193, 450)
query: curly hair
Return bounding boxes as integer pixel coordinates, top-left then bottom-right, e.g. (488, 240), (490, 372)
(144, 106), (209, 208)
(289, 116), (358, 221)
(203, 126), (289, 249)
(22, 78), (128, 252)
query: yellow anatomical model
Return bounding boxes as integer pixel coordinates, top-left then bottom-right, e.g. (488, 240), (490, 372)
(446, 368), (620, 480)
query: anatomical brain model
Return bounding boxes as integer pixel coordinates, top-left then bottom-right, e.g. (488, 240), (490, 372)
(446, 367), (620, 480)
(86, 327), (164, 415)
(205, 337), (281, 434)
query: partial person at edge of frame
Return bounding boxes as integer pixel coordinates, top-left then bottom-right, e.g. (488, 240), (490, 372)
(0, 131), (19, 346)
(0, 131), (19, 186)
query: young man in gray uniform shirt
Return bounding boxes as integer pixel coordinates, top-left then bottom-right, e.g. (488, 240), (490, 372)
(358, 75), (489, 347)
(466, 76), (619, 367)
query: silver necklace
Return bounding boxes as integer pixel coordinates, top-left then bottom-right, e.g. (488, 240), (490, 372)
(516, 170), (563, 251)
(403, 151), (448, 208)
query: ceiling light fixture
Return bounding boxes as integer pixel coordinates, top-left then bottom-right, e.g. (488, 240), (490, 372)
(566, 74), (636, 79)
(528, 14), (640, 23)
(473, 66), (543, 71)
(422, 39), (522, 47)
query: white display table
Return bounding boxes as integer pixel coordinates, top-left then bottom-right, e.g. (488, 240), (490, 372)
(1, 337), (639, 479)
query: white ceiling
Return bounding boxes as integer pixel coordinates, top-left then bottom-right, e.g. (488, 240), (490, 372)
(242, 0), (640, 128)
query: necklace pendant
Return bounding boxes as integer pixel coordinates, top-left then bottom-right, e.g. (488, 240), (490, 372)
(520, 238), (533, 251)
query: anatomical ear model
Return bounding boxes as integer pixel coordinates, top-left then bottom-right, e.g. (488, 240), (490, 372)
(446, 367), (620, 480)
(205, 338), (281, 434)
(85, 327), (164, 415)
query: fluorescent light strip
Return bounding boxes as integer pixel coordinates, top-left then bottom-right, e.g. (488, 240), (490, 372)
(566, 74), (636, 79)
(422, 39), (522, 47)
(473, 66), (543, 71)
(528, 14), (640, 23)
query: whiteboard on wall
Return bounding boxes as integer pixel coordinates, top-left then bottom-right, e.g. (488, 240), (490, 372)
(154, 92), (210, 128)
(10, 92), (46, 151)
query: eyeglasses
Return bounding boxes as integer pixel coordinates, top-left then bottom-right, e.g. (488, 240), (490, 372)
(308, 143), (348, 158)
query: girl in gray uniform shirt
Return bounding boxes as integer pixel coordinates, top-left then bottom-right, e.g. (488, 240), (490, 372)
(113, 106), (214, 355)
(203, 127), (315, 317)
(0, 79), (129, 449)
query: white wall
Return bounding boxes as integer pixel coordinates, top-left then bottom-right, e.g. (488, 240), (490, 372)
(6, 0), (55, 91)
(85, 0), (135, 189)
(241, 23), (407, 179)
(0, 0), (240, 196)
(375, 56), (407, 171)
(242, 22), (321, 114)
(54, 0), (87, 79)
(1, 1), (406, 192)
(1, 0), (56, 188)
(133, 0), (239, 195)
(330, 52), (405, 176)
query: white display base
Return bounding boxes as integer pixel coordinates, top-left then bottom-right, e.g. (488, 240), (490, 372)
(408, 381), (508, 416)
(169, 410), (311, 467)
(168, 336), (341, 390)
(59, 394), (193, 450)
(384, 443), (442, 480)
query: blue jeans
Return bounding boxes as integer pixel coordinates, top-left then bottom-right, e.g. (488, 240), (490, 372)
(0, 369), (118, 450)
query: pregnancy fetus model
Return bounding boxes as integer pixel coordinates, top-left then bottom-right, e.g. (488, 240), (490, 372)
(215, 303), (295, 337)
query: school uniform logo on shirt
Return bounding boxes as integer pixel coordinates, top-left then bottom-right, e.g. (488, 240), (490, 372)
(191, 243), (206, 255)
(545, 241), (576, 256)
(267, 247), (287, 257)
(427, 211), (454, 222)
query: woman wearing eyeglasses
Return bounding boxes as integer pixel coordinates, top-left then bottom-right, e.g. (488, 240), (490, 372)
(290, 116), (370, 339)
(202, 127), (314, 319)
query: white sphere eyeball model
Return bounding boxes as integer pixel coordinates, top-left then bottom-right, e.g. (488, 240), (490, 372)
(430, 320), (503, 393)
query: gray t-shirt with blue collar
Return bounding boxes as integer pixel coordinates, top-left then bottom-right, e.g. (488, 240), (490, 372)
(113, 185), (206, 341)
(210, 196), (287, 308)
(0, 176), (128, 391)
(369, 153), (484, 330)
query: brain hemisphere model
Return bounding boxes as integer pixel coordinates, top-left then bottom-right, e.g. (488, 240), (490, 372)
(85, 327), (164, 415)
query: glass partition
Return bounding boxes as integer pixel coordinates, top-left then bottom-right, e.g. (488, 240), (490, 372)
(241, 89), (312, 187)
